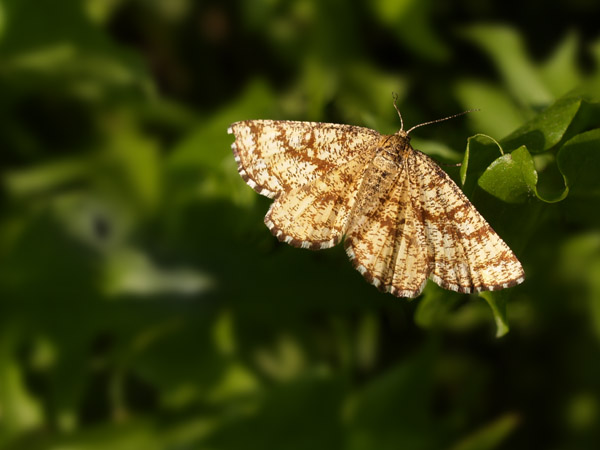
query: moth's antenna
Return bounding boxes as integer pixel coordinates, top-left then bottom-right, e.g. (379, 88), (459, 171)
(392, 92), (404, 131)
(406, 109), (479, 135)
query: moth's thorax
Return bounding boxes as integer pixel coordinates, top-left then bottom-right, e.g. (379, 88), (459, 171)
(374, 132), (411, 169)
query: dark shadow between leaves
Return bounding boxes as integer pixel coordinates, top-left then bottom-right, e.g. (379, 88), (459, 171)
(501, 129), (546, 154)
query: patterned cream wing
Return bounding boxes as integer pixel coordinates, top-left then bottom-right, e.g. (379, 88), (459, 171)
(265, 150), (376, 249)
(343, 153), (431, 297)
(411, 149), (525, 293)
(342, 145), (524, 297)
(228, 120), (379, 198)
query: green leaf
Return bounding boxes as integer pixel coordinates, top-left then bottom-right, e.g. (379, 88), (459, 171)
(451, 413), (520, 450)
(539, 32), (582, 98)
(43, 420), (162, 450)
(478, 146), (537, 204)
(467, 140), (568, 204)
(3, 157), (90, 198)
(347, 351), (437, 450)
(370, 0), (449, 61)
(460, 88), (600, 204)
(415, 283), (463, 329)
(0, 0), (152, 100)
(460, 134), (504, 187)
(454, 80), (526, 138)
(478, 291), (510, 338)
(0, 2), (6, 44)
(168, 81), (275, 172)
(555, 128), (600, 226)
(103, 247), (213, 297)
(557, 128), (600, 196)
(166, 80), (276, 211)
(100, 126), (163, 215)
(335, 62), (408, 132)
(500, 96), (582, 153)
(592, 35), (600, 69)
(416, 280), (514, 338)
(0, 327), (44, 447)
(461, 25), (552, 109)
(559, 233), (600, 342)
(205, 374), (344, 450)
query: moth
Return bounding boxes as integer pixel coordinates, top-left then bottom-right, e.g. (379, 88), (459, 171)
(228, 103), (524, 297)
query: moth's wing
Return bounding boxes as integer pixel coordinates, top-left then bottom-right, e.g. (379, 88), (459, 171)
(343, 157), (431, 298)
(411, 150), (525, 293)
(228, 120), (380, 198)
(265, 150), (375, 249)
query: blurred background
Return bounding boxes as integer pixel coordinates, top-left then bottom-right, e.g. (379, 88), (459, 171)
(1, 0), (599, 449)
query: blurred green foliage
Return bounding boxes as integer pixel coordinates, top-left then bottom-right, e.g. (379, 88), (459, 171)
(1, 0), (600, 449)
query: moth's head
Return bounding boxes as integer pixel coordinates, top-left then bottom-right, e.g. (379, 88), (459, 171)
(395, 129), (409, 140)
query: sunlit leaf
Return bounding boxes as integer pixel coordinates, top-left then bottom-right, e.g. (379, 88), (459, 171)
(461, 25), (553, 109)
(460, 133), (503, 187)
(454, 79), (526, 138)
(478, 146), (537, 204)
(45, 420), (162, 450)
(103, 247), (213, 297)
(539, 31), (582, 97)
(450, 413), (520, 450)
(501, 96), (582, 153)
(0, 331), (44, 446)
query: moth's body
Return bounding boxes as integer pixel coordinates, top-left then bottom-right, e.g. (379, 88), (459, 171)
(228, 119), (524, 298)
(374, 131), (411, 166)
